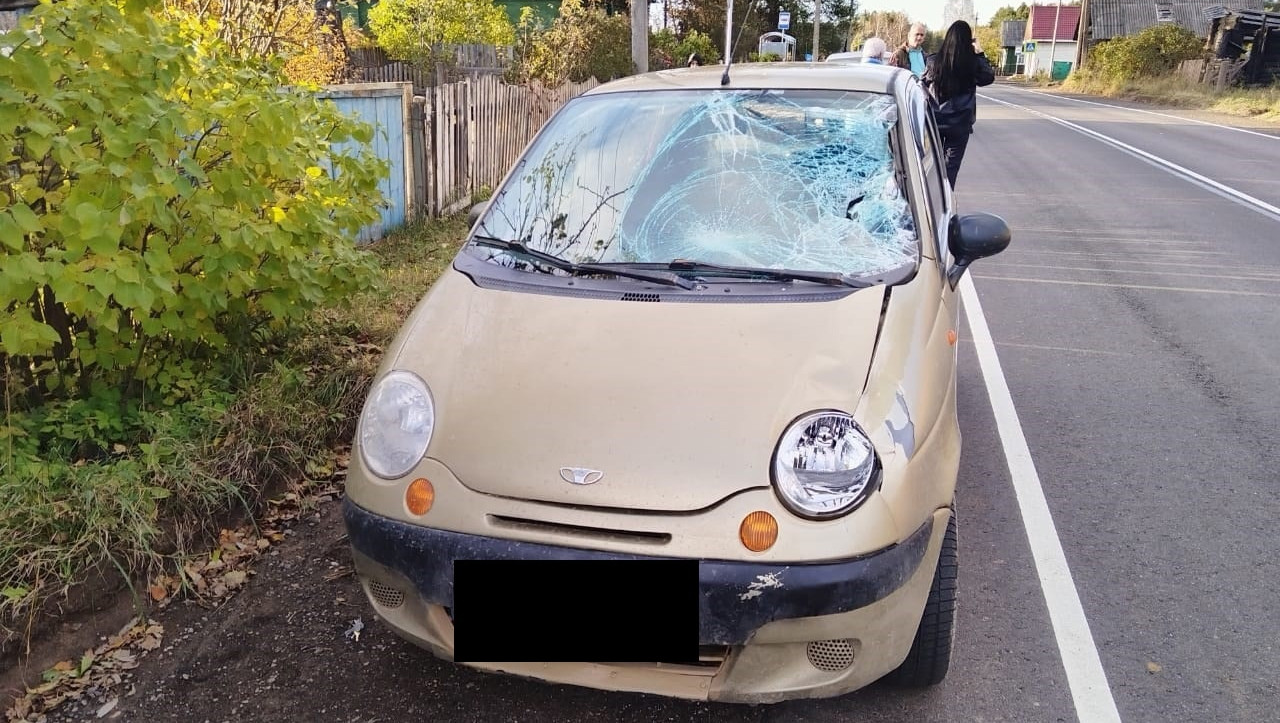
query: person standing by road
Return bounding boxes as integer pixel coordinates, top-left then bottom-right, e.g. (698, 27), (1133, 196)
(860, 37), (888, 64)
(922, 20), (995, 188)
(892, 22), (928, 76)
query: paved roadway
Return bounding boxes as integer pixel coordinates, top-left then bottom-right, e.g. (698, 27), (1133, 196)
(68, 83), (1280, 723)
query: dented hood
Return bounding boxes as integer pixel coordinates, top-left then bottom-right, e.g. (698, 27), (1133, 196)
(387, 269), (887, 512)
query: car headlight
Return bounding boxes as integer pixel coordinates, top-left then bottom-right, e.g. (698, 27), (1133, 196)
(772, 411), (880, 519)
(358, 370), (435, 480)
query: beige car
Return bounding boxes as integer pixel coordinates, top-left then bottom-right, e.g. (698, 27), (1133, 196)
(344, 62), (1011, 703)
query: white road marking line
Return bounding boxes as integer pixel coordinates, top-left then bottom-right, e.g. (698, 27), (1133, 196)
(973, 275), (1280, 297)
(961, 338), (1135, 356)
(978, 93), (1280, 225)
(1003, 86), (1280, 141)
(1005, 248), (1231, 258)
(960, 275), (1122, 723)
(999, 255), (1280, 272)
(984, 262), (1280, 282)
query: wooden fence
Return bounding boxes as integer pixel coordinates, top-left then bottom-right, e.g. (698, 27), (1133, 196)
(347, 44), (514, 93)
(1177, 57), (1249, 90)
(319, 75), (598, 239)
(410, 75), (601, 217)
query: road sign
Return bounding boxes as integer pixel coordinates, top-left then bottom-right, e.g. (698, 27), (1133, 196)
(778, 11), (790, 30)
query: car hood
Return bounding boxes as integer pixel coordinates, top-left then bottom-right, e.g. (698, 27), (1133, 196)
(386, 269), (888, 512)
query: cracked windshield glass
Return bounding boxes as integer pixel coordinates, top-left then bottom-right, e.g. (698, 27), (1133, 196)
(472, 89), (919, 278)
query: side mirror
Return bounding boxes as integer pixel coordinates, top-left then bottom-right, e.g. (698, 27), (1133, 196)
(947, 212), (1011, 288)
(467, 200), (488, 228)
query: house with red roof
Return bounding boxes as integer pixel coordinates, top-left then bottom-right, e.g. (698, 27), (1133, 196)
(1023, 3), (1083, 79)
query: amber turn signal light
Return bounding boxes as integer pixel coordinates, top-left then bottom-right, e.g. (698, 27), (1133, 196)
(739, 511), (778, 552)
(406, 478), (435, 516)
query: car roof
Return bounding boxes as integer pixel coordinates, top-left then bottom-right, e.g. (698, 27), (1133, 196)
(581, 62), (908, 97)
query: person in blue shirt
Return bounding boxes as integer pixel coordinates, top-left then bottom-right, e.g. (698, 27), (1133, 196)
(860, 37), (888, 64)
(892, 22), (928, 76)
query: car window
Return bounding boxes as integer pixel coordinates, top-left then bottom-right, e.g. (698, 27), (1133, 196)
(473, 89), (919, 279)
(906, 83), (951, 264)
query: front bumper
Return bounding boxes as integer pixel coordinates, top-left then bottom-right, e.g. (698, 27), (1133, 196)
(344, 498), (950, 702)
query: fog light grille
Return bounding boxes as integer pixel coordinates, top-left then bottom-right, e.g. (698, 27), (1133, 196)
(368, 580), (405, 609)
(806, 639), (856, 672)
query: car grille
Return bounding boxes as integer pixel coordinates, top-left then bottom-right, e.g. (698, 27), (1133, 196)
(487, 515), (672, 545)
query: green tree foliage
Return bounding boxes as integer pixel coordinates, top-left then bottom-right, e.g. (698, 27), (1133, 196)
(650, 28), (721, 68)
(1090, 23), (1204, 82)
(368, 0), (516, 62)
(512, 0), (633, 84)
(987, 4), (1030, 25)
(0, 0), (386, 459)
(975, 24), (1002, 66)
(164, 0), (350, 85)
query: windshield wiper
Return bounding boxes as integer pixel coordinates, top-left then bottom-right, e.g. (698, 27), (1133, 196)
(471, 235), (696, 290)
(665, 259), (869, 287)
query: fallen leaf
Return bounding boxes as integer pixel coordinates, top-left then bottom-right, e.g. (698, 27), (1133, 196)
(149, 584), (168, 602)
(96, 697), (118, 718)
(1147, 661), (1163, 673)
(223, 570), (247, 588)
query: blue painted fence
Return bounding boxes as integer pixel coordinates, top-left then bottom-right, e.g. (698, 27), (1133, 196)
(318, 83), (414, 243)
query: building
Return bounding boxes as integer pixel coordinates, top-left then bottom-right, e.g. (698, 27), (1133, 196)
(1024, 4), (1082, 78)
(1000, 19), (1028, 74)
(1087, 0), (1265, 41)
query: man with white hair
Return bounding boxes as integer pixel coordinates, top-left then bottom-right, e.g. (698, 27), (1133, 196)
(860, 37), (888, 64)
(892, 22), (928, 76)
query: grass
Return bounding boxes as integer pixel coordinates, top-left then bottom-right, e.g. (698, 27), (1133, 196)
(0, 213), (470, 654)
(1058, 73), (1280, 121)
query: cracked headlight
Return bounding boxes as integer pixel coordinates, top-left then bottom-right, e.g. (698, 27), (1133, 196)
(358, 370), (435, 480)
(772, 411), (879, 519)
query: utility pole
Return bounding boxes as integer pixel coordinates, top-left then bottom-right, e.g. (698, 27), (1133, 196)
(812, 0), (820, 60)
(725, 0), (735, 62)
(1049, 0), (1061, 77)
(1075, 0), (1090, 69)
(632, 0), (649, 73)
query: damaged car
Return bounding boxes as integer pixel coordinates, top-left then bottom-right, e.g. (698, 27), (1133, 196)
(343, 61), (1011, 703)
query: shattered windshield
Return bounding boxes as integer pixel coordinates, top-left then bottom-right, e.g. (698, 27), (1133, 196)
(471, 89), (918, 278)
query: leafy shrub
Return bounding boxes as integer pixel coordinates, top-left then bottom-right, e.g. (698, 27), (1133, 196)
(650, 28), (721, 69)
(164, 0), (349, 84)
(1091, 24), (1204, 82)
(368, 0), (516, 63)
(512, 0), (633, 85)
(0, 0), (387, 459)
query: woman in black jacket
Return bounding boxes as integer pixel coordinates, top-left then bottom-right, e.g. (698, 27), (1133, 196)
(922, 21), (996, 188)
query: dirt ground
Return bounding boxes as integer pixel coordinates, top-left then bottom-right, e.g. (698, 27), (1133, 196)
(2, 493), (757, 723)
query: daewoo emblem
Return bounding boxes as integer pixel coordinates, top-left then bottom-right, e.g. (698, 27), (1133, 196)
(560, 467), (604, 486)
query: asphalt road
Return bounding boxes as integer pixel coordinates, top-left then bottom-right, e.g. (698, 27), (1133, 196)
(26, 83), (1280, 723)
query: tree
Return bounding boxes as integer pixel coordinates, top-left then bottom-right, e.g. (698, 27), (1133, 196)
(368, 0), (516, 63)
(987, 3), (1029, 26)
(513, 0), (633, 84)
(163, 0), (348, 84)
(849, 9), (910, 54)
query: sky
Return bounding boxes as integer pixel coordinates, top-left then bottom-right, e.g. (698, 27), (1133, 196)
(852, 0), (1010, 33)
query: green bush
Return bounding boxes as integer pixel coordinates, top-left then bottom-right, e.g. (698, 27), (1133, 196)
(1091, 24), (1204, 82)
(0, 0), (387, 460)
(650, 28), (721, 69)
(512, 0), (634, 85)
(368, 0), (516, 63)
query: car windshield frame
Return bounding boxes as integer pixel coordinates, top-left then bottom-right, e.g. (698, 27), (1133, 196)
(467, 86), (922, 285)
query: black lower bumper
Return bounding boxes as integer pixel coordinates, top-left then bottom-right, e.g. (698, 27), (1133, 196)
(343, 498), (933, 645)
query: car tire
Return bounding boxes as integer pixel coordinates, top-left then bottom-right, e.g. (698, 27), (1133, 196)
(884, 509), (957, 687)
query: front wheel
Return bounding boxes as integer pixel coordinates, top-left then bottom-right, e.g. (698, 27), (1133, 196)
(883, 509), (957, 687)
